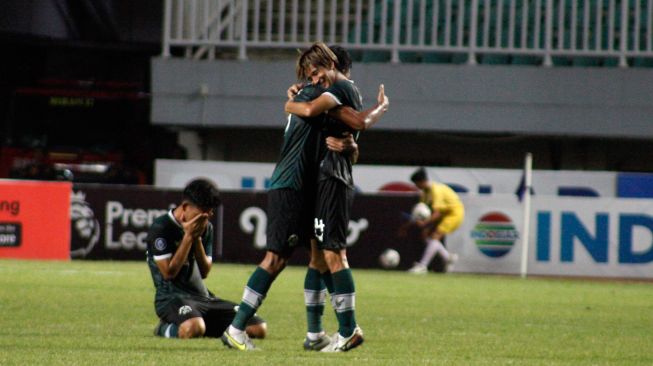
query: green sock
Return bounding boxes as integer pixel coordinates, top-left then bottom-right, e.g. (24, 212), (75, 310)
(320, 270), (336, 312)
(231, 267), (274, 330)
(304, 268), (326, 334)
(157, 323), (178, 338)
(332, 269), (357, 337)
(321, 270), (335, 295)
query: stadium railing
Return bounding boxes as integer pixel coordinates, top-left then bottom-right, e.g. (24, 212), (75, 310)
(161, 0), (653, 67)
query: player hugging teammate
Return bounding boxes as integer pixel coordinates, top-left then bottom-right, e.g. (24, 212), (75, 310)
(221, 42), (389, 352)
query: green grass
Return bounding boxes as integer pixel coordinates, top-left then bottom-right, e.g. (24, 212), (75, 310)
(0, 260), (652, 365)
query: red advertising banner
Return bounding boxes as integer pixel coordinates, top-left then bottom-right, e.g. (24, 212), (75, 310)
(0, 180), (72, 260)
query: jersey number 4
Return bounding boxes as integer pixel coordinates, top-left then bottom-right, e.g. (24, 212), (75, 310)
(314, 218), (325, 242)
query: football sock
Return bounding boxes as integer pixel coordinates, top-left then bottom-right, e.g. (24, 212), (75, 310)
(306, 331), (324, 342)
(331, 269), (357, 338)
(419, 238), (449, 267)
(320, 270), (336, 309)
(304, 268), (326, 335)
(230, 266), (274, 331)
(158, 323), (178, 338)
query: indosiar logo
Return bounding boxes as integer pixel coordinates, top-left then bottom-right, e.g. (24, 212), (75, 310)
(471, 212), (519, 258)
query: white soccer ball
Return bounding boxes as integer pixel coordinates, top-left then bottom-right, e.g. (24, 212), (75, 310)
(379, 248), (400, 269)
(411, 202), (431, 221)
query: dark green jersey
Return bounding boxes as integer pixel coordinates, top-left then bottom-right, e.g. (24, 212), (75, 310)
(319, 79), (363, 187)
(269, 84), (326, 190)
(146, 210), (214, 316)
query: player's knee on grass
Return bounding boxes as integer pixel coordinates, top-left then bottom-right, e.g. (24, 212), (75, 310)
(246, 322), (267, 339)
(259, 251), (288, 275)
(178, 317), (206, 338)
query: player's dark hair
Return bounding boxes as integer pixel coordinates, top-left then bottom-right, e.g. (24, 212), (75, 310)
(410, 167), (428, 184)
(329, 44), (352, 75)
(182, 178), (221, 210)
(296, 42), (338, 80)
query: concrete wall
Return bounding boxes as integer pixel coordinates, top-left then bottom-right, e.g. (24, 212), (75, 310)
(152, 57), (653, 138)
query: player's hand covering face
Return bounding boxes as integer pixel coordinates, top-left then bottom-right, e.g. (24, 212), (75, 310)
(182, 206), (209, 237)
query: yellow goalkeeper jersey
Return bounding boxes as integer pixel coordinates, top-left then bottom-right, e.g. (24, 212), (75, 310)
(420, 182), (464, 216)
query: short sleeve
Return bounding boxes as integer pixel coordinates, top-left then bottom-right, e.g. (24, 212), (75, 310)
(148, 225), (174, 261)
(324, 80), (354, 107)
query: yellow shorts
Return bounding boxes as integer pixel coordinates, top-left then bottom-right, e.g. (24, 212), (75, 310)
(436, 208), (464, 234)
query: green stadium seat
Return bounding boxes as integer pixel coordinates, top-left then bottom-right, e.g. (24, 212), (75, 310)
(511, 55), (540, 65)
(361, 50), (391, 63)
(422, 52), (453, 63)
(632, 57), (653, 67)
(350, 0), (641, 67)
(482, 54), (510, 65)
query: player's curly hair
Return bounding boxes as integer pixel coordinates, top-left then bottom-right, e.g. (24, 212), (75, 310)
(296, 42), (338, 80)
(182, 178), (221, 210)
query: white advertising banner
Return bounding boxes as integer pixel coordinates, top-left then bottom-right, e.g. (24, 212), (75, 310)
(528, 196), (653, 279)
(447, 195), (524, 275)
(155, 159), (617, 197)
(448, 195), (653, 279)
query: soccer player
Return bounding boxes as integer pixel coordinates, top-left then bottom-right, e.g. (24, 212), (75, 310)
(284, 42), (389, 352)
(407, 167), (464, 274)
(221, 45), (388, 352)
(146, 179), (267, 339)
(297, 44), (387, 352)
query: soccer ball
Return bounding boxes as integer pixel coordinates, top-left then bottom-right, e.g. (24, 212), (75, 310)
(379, 248), (400, 269)
(411, 202), (431, 221)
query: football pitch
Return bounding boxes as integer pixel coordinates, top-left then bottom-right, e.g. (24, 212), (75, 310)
(0, 260), (651, 365)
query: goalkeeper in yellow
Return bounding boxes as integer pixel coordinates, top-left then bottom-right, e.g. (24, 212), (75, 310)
(408, 167), (464, 274)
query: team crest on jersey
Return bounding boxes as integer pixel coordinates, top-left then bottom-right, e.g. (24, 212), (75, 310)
(178, 305), (192, 315)
(154, 238), (167, 251)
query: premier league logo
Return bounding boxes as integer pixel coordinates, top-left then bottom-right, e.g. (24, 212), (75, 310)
(70, 191), (100, 258)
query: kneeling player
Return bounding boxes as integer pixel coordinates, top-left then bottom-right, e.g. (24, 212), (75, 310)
(146, 179), (267, 339)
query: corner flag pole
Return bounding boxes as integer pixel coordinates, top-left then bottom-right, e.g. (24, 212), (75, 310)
(520, 153), (533, 279)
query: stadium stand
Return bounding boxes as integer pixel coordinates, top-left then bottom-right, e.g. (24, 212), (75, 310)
(160, 0), (653, 68)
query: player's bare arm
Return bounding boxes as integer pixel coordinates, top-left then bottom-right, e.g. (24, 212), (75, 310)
(285, 92), (338, 117)
(286, 83), (389, 130)
(193, 238), (212, 279)
(156, 213), (208, 280)
(327, 84), (389, 131)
